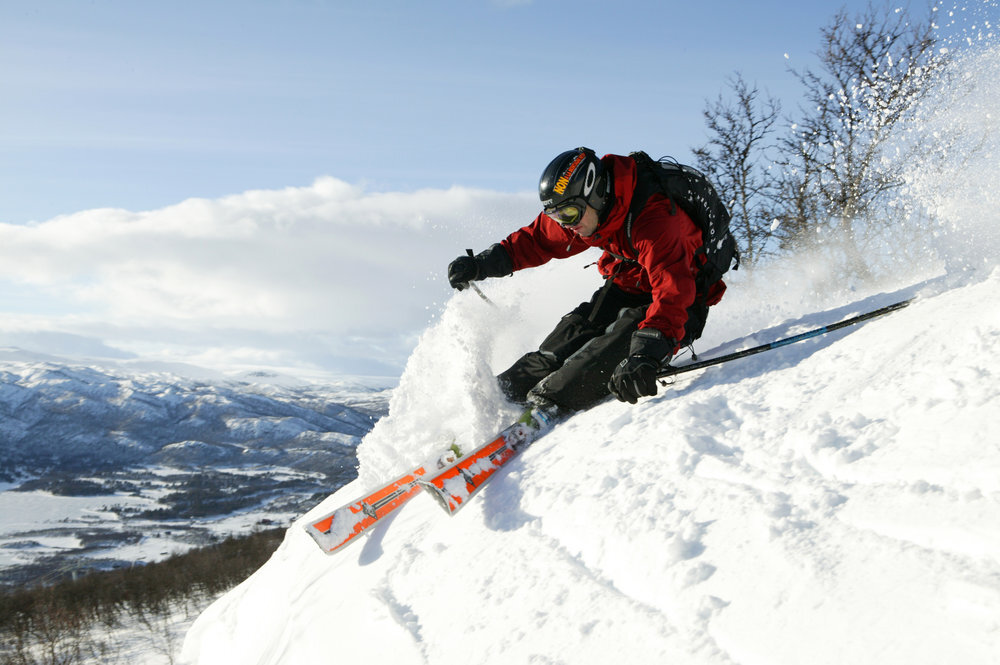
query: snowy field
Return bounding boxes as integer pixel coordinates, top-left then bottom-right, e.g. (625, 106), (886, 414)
(179, 44), (1000, 665)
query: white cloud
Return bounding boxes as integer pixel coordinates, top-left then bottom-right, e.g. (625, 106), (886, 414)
(0, 178), (539, 376)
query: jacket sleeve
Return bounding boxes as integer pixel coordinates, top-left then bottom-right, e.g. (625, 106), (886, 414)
(630, 196), (704, 343)
(499, 213), (590, 272)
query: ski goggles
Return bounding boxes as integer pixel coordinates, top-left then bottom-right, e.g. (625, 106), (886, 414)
(543, 200), (586, 227)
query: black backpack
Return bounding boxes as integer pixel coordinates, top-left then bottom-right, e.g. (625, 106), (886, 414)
(615, 151), (740, 345)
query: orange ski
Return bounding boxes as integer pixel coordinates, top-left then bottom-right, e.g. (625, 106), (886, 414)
(305, 446), (458, 554)
(419, 419), (543, 514)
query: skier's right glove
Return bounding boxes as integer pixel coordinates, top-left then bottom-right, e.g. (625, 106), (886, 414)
(447, 244), (514, 291)
(608, 356), (660, 404)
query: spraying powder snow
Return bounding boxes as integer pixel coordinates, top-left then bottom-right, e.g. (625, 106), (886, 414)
(898, 43), (1000, 280)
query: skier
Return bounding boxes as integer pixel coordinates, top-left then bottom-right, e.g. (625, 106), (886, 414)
(447, 147), (728, 418)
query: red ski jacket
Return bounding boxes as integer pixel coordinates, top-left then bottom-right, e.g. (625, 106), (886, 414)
(500, 153), (725, 344)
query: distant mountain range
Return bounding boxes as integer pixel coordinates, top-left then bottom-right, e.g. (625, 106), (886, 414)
(0, 349), (392, 586)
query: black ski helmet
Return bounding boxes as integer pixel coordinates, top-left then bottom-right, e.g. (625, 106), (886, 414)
(538, 147), (610, 214)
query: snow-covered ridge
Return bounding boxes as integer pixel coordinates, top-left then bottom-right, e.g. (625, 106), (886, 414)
(0, 356), (385, 476)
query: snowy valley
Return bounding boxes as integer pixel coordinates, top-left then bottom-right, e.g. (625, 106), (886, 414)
(0, 355), (390, 586)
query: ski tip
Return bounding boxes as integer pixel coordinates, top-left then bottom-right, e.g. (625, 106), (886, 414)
(304, 522), (351, 555)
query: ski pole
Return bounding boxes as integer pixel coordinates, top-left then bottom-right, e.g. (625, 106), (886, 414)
(465, 249), (495, 306)
(657, 298), (912, 380)
(469, 282), (493, 305)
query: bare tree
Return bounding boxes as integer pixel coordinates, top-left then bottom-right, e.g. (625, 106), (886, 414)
(771, 118), (824, 254)
(776, 1), (945, 279)
(695, 74), (781, 267)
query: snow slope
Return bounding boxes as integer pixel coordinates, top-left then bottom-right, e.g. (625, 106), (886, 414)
(181, 45), (1000, 665)
(180, 263), (1000, 664)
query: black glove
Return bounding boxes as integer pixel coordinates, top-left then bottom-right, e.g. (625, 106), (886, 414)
(447, 244), (513, 291)
(608, 328), (675, 404)
(448, 255), (479, 290)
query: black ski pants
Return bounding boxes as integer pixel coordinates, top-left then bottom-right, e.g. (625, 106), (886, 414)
(497, 284), (652, 412)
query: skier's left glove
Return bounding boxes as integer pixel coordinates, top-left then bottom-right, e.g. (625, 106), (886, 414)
(608, 329), (675, 404)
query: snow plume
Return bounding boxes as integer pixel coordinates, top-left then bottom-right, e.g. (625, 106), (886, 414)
(893, 40), (1000, 282)
(759, 13), (1000, 301)
(356, 253), (604, 486)
(765, 37), (1000, 303)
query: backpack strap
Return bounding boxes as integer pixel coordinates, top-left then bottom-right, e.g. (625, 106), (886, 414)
(624, 151), (677, 261)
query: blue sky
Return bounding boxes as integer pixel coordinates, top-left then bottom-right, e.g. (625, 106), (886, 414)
(0, 0), (945, 225)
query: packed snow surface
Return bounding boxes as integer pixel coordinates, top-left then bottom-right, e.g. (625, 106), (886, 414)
(181, 44), (1000, 665)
